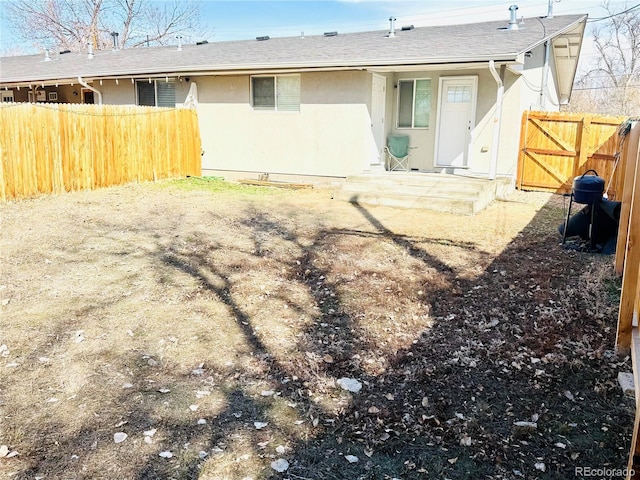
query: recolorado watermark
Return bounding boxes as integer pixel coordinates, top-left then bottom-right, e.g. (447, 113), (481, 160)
(575, 466), (634, 478)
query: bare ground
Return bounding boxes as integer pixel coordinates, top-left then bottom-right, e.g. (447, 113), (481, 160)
(0, 178), (632, 480)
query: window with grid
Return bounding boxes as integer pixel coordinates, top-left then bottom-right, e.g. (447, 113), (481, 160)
(136, 79), (176, 107)
(251, 75), (300, 111)
(397, 79), (431, 128)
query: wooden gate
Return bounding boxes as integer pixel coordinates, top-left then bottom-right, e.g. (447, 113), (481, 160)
(517, 111), (628, 200)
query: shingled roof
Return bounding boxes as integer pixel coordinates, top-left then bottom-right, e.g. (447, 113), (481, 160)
(0, 14), (587, 85)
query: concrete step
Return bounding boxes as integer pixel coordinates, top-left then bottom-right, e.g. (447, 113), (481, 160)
(333, 189), (481, 215)
(333, 173), (508, 214)
(345, 173), (495, 189)
(339, 181), (485, 198)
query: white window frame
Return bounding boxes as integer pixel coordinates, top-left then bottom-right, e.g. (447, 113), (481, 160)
(396, 78), (431, 129)
(135, 79), (176, 108)
(251, 74), (300, 112)
(1, 91), (14, 102)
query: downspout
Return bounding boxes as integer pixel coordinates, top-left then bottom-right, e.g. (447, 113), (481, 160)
(77, 76), (102, 105)
(540, 40), (550, 109)
(488, 60), (503, 180)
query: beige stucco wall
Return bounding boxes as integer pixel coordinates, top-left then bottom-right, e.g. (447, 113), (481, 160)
(519, 42), (561, 111)
(386, 68), (520, 176)
(2, 65), (545, 179)
(195, 71), (372, 177)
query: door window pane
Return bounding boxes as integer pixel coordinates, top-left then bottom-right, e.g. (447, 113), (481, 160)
(447, 85), (471, 103)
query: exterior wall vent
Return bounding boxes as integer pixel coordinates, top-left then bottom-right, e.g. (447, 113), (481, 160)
(324, 31), (338, 37)
(256, 36), (270, 41)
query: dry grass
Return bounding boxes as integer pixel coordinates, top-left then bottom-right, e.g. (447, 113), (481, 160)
(0, 179), (631, 479)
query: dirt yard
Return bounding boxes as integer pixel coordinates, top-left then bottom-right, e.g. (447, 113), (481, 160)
(0, 178), (632, 479)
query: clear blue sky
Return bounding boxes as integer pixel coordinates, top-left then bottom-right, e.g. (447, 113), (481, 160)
(200, 0), (627, 41)
(0, 0), (635, 56)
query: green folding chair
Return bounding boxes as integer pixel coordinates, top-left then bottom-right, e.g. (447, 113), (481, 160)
(385, 135), (414, 171)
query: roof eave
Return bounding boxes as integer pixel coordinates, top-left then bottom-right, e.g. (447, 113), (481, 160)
(0, 54), (525, 85)
(516, 14), (588, 55)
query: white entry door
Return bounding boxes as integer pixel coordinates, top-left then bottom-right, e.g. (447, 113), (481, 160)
(435, 76), (477, 167)
(370, 74), (386, 167)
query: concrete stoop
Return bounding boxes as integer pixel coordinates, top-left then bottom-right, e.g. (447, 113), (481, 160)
(333, 173), (514, 215)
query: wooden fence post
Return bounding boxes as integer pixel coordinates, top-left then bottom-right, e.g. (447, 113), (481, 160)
(516, 112), (528, 190)
(616, 124), (640, 275)
(574, 114), (590, 177)
(616, 122), (640, 354)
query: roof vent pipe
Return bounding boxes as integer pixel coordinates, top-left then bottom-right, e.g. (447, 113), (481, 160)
(87, 42), (94, 59)
(388, 16), (397, 38)
(110, 31), (119, 51)
(176, 35), (183, 51)
(508, 5), (519, 30)
(44, 48), (51, 61)
(547, 0), (555, 18)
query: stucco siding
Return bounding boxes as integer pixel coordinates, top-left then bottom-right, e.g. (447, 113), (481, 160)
(386, 68), (512, 174)
(197, 71), (371, 177)
(470, 68), (523, 178)
(101, 80), (136, 104)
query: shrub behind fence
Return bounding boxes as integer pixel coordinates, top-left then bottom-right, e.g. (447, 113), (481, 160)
(0, 103), (202, 201)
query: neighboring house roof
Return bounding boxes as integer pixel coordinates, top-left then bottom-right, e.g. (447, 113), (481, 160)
(0, 14), (586, 89)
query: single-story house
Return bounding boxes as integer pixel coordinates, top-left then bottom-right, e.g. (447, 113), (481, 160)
(0, 7), (587, 182)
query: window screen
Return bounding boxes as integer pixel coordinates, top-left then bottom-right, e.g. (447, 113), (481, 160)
(398, 80), (414, 128)
(253, 77), (276, 109)
(137, 81), (156, 107)
(157, 81), (176, 107)
(136, 80), (176, 107)
(397, 78), (431, 128)
(276, 76), (300, 112)
(252, 75), (300, 111)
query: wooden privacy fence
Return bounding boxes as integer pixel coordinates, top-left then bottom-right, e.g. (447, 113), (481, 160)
(0, 103), (202, 201)
(517, 111), (628, 200)
(611, 120), (640, 479)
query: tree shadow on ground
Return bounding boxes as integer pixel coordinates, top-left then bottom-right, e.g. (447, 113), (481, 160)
(2, 192), (632, 480)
